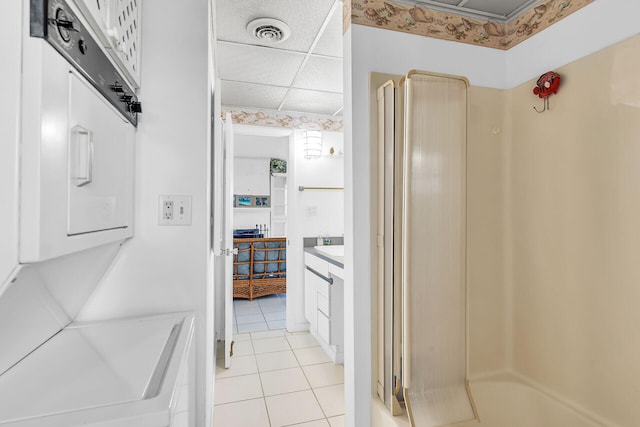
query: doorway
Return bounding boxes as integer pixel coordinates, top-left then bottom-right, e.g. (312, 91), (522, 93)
(231, 129), (290, 334)
(212, 125), (347, 426)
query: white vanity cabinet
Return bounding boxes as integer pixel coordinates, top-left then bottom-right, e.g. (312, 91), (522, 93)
(304, 251), (344, 364)
(304, 267), (318, 333)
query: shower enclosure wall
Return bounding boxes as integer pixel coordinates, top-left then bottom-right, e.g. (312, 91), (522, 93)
(374, 34), (640, 427)
(377, 71), (476, 427)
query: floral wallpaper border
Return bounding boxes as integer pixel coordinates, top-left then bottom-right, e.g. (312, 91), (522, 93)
(346, 0), (593, 50)
(222, 108), (344, 132)
(343, 0), (352, 34)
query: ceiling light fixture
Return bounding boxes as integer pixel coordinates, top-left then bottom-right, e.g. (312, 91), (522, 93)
(303, 131), (323, 159)
(247, 18), (291, 44)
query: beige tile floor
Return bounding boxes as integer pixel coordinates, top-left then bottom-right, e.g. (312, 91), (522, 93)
(233, 294), (288, 333)
(215, 314), (345, 427)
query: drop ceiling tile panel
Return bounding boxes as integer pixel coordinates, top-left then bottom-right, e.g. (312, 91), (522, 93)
(217, 42), (305, 86)
(421, 0), (460, 6)
(414, 0), (537, 20)
(216, 0), (335, 52)
(312, 9), (343, 58)
(294, 56), (343, 93)
(281, 89), (343, 116)
(221, 81), (288, 110)
(460, 0), (536, 18)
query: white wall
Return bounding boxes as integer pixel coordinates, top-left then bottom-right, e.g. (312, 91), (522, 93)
(347, 25), (507, 90)
(233, 136), (288, 231)
(76, 1), (211, 426)
(343, 26), (367, 427)
(506, 1), (640, 88)
(295, 131), (344, 237)
(233, 157), (271, 228)
(234, 133), (289, 159)
(234, 157), (270, 195)
(287, 130), (344, 332)
(345, 4), (640, 425)
(233, 210), (271, 230)
(0, 0), (21, 286)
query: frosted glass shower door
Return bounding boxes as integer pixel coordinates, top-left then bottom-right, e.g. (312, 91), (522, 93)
(401, 71), (476, 427)
(376, 80), (404, 416)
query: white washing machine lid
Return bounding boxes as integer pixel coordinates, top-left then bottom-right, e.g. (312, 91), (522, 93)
(0, 315), (183, 424)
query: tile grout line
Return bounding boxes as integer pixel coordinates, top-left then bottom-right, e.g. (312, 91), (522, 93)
(286, 334), (332, 424)
(250, 333), (273, 427)
(219, 303), (343, 426)
(254, 329), (329, 426)
(309, 380), (330, 421)
(214, 395), (266, 407)
(232, 329), (272, 425)
(228, 296), (340, 425)
(299, 357), (327, 419)
(256, 330), (290, 427)
(280, 417), (329, 427)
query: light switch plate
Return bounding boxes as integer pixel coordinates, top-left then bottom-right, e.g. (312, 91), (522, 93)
(158, 195), (192, 225)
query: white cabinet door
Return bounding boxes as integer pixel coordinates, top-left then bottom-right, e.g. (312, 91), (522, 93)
(317, 292), (330, 317)
(317, 311), (330, 343)
(304, 268), (318, 332)
(304, 252), (345, 363)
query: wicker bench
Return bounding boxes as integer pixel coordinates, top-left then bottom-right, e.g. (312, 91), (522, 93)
(233, 237), (286, 300)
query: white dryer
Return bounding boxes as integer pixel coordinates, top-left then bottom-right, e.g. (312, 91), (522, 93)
(0, 1), (195, 426)
(20, 0), (140, 263)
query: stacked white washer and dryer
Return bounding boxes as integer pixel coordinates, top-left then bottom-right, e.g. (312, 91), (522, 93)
(0, 1), (195, 426)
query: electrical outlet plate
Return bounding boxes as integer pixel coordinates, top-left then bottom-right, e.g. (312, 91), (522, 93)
(158, 195), (192, 225)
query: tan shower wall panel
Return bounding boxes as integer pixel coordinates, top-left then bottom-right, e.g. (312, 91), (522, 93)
(369, 72), (404, 399)
(509, 34), (640, 426)
(466, 87), (510, 377)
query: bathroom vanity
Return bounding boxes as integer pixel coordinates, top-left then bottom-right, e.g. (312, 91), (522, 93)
(303, 242), (344, 364)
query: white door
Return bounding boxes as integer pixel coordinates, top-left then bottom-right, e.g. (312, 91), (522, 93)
(214, 113), (235, 368)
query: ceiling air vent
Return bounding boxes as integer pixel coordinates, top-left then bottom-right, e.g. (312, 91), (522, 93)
(247, 18), (291, 44)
